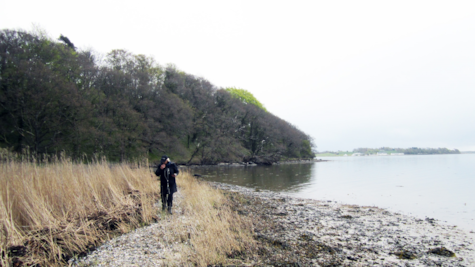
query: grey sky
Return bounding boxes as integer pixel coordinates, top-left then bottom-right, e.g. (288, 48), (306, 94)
(2, 0), (475, 151)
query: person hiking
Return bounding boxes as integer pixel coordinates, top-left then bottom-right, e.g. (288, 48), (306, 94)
(155, 155), (179, 214)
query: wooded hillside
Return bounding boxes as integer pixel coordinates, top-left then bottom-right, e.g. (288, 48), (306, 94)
(0, 29), (314, 164)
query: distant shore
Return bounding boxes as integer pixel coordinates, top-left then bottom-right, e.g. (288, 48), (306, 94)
(316, 153), (465, 157)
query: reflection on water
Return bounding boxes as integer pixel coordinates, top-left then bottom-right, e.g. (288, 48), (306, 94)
(192, 163), (314, 192)
(191, 154), (475, 232)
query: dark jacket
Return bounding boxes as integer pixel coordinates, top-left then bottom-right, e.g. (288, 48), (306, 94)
(155, 162), (179, 194)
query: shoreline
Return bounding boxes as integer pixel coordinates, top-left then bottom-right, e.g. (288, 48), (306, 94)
(215, 182), (475, 266)
(74, 179), (475, 266)
(178, 158), (328, 168)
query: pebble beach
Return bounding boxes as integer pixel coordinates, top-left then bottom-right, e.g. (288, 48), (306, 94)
(217, 183), (475, 266)
(72, 182), (475, 266)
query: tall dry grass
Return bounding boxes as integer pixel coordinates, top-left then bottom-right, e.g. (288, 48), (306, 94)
(1, 155), (255, 266)
(0, 157), (159, 266)
(165, 172), (255, 266)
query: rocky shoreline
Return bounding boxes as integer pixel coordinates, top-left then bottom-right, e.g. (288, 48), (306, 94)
(216, 182), (475, 266)
(72, 182), (475, 266)
(179, 158), (327, 168)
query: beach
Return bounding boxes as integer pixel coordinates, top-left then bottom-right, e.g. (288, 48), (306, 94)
(73, 181), (475, 266)
(216, 183), (475, 266)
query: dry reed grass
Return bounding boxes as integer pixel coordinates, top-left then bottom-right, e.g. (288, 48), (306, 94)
(161, 172), (255, 266)
(0, 157), (159, 266)
(0, 155), (255, 266)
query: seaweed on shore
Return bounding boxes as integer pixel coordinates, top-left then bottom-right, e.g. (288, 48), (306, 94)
(225, 191), (345, 266)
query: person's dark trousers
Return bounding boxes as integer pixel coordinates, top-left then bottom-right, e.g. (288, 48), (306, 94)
(161, 190), (173, 213)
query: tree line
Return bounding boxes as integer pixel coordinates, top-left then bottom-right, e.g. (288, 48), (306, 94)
(352, 147), (460, 155)
(0, 29), (315, 164)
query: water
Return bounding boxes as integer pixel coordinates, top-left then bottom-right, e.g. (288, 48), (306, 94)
(193, 154), (475, 231)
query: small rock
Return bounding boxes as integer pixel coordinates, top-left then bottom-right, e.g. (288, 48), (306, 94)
(394, 250), (418, 260)
(429, 247), (456, 257)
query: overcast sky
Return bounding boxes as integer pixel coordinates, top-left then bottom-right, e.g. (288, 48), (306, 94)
(2, 0), (475, 151)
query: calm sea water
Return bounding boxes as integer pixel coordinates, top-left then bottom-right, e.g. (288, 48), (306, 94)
(193, 154), (475, 231)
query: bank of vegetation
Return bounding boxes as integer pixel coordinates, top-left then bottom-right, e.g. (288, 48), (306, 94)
(0, 29), (314, 165)
(353, 147), (460, 155)
(0, 152), (254, 266)
(318, 147), (460, 156)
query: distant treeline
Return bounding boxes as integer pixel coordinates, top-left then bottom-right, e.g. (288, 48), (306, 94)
(0, 29), (314, 164)
(352, 147), (460, 155)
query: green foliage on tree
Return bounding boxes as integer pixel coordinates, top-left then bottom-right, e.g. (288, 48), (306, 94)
(225, 87), (267, 112)
(300, 140), (315, 158)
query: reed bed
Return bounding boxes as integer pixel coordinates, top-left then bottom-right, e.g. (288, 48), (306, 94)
(167, 171), (255, 266)
(0, 157), (159, 266)
(0, 156), (254, 266)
